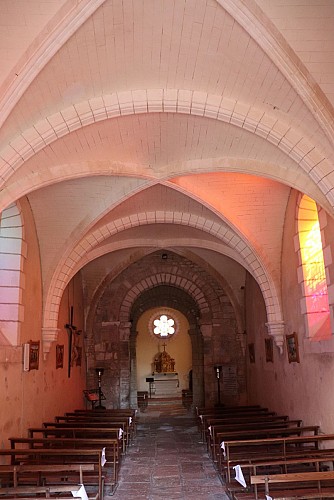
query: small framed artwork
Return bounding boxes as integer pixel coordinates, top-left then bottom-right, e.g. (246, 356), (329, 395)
(286, 332), (300, 363)
(56, 344), (64, 369)
(29, 341), (40, 370)
(265, 338), (274, 363)
(248, 343), (255, 363)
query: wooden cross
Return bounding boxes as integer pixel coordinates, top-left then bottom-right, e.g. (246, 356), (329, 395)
(162, 342), (167, 352)
(64, 306), (80, 378)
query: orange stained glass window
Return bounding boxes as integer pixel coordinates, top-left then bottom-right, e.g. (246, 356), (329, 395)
(298, 195), (330, 340)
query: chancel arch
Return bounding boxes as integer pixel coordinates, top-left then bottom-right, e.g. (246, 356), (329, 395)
(85, 250), (247, 409)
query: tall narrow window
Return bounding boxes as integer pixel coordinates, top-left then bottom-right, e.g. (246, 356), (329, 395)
(298, 195), (330, 340)
(0, 203), (24, 345)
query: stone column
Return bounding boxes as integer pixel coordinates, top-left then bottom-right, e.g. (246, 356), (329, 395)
(119, 321), (132, 408)
(188, 324), (204, 409)
(129, 329), (138, 409)
(200, 322), (214, 407)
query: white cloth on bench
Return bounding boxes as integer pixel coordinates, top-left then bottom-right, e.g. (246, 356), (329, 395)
(233, 465), (247, 488)
(72, 484), (89, 500)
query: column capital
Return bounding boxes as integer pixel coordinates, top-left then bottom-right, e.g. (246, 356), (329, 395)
(42, 327), (60, 360)
(265, 321), (285, 354)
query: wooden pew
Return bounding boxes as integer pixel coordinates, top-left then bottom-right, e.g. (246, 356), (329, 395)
(0, 464), (96, 498)
(221, 433), (334, 485)
(198, 410), (278, 438)
(0, 484), (83, 499)
(217, 425), (319, 456)
(8, 436), (120, 490)
(226, 455), (334, 498)
(195, 405), (263, 416)
(38, 422), (128, 453)
(66, 409), (137, 439)
(249, 470), (334, 499)
(0, 448), (104, 498)
(207, 419), (303, 461)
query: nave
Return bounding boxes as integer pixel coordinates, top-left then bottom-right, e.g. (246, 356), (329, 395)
(109, 404), (228, 500)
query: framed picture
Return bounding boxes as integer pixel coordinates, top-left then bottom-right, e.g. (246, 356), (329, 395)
(56, 344), (64, 369)
(29, 341), (40, 370)
(265, 338), (274, 362)
(286, 332), (300, 363)
(248, 343), (255, 363)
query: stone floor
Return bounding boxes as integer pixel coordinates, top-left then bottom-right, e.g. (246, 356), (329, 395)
(105, 404), (229, 499)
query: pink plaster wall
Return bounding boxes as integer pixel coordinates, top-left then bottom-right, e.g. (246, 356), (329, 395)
(247, 190), (334, 432)
(0, 199), (86, 447)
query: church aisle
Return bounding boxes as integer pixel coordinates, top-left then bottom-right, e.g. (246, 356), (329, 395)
(105, 405), (229, 499)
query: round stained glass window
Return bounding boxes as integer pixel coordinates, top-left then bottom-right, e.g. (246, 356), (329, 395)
(149, 311), (178, 340)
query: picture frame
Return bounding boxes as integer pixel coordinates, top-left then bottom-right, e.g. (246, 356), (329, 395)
(248, 343), (255, 363)
(265, 338), (274, 363)
(286, 332), (300, 363)
(29, 341), (40, 370)
(56, 344), (64, 369)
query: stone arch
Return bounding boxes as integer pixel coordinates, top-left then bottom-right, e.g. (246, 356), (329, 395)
(129, 285), (203, 408)
(43, 209), (282, 357)
(85, 251), (247, 408)
(0, 202), (25, 345)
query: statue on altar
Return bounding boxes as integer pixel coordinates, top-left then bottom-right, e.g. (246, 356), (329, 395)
(153, 343), (175, 373)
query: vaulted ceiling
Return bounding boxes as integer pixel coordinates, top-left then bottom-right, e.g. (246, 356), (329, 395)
(0, 0), (333, 337)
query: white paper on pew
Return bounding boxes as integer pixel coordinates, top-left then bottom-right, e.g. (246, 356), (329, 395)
(199, 415), (203, 422)
(265, 496), (272, 500)
(129, 416), (132, 424)
(233, 465), (247, 488)
(220, 441), (226, 456)
(208, 426), (212, 436)
(72, 484), (89, 500)
(119, 428), (124, 439)
(101, 447), (107, 466)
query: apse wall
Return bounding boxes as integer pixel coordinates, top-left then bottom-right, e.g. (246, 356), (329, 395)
(246, 190), (334, 432)
(136, 307), (192, 393)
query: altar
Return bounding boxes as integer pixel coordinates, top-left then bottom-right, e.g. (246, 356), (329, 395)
(151, 372), (181, 397)
(149, 344), (181, 397)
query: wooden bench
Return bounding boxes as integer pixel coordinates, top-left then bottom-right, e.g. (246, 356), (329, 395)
(225, 455), (334, 498)
(39, 422), (128, 453)
(0, 464), (97, 498)
(214, 425), (319, 469)
(8, 436), (120, 490)
(69, 409), (137, 438)
(195, 405), (263, 416)
(0, 447), (104, 498)
(249, 470), (334, 499)
(198, 411), (278, 438)
(0, 483), (83, 498)
(221, 433), (334, 485)
(207, 419), (303, 461)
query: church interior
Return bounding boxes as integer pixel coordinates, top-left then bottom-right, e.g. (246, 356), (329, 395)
(1, 2), (334, 495)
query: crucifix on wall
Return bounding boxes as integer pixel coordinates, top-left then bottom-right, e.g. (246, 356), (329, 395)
(64, 306), (81, 378)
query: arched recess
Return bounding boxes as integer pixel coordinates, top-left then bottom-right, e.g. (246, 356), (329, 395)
(129, 286), (202, 408)
(43, 209), (283, 357)
(85, 251), (247, 409)
(0, 202), (25, 345)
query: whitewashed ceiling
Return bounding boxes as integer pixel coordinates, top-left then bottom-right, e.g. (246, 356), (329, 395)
(0, 0), (333, 330)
